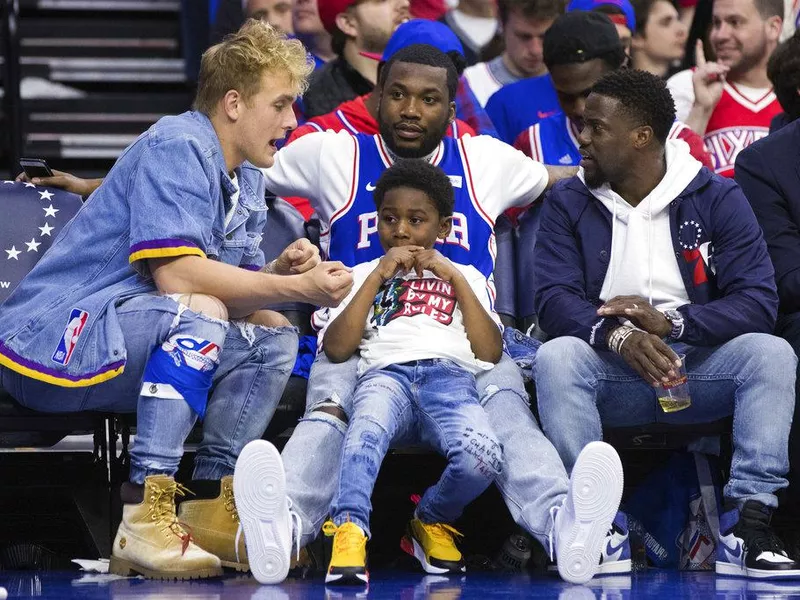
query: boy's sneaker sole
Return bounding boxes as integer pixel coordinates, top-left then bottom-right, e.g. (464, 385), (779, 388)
(556, 441), (624, 585)
(233, 440), (292, 585)
(400, 536), (465, 575)
(325, 566), (370, 585)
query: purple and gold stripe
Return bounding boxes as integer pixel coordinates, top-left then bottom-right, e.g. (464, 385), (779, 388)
(129, 239), (206, 264)
(0, 341), (125, 387)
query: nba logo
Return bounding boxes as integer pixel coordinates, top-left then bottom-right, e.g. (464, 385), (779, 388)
(52, 308), (89, 365)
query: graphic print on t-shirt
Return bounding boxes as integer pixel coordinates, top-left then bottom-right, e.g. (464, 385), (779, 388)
(372, 278), (457, 327)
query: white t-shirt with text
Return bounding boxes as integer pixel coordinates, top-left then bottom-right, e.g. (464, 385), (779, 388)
(325, 258), (500, 376)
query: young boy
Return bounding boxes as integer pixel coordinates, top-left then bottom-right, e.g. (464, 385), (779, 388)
(321, 159), (504, 585)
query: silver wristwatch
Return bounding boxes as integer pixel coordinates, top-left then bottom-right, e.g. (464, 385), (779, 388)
(663, 309), (685, 340)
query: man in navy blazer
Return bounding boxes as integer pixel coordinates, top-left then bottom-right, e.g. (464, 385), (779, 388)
(736, 116), (800, 528)
(534, 68), (799, 579)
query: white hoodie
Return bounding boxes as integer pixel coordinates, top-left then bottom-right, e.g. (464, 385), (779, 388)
(579, 139), (703, 311)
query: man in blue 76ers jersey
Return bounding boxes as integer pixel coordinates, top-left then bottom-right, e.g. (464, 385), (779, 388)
(234, 43), (628, 586)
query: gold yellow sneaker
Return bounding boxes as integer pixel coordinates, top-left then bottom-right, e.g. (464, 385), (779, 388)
(177, 475), (248, 571)
(401, 518), (466, 574)
(323, 520), (369, 585)
(109, 475), (223, 580)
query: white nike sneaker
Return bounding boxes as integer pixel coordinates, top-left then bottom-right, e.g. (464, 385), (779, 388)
(550, 441), (624, 584)
(233, 440), (300, 584)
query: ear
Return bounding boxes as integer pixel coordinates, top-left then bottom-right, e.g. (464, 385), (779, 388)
(438, 216), (453, 240)
(448, 101), (456, 125)
(630, 32), (646, 52)
(632, 125), (654, 150)
(221, 89), (242, 122)
(335, 10), (358, 38)
(765, 15), (782, 43)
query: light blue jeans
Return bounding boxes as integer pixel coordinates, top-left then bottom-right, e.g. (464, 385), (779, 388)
(330, 360), (501, 536)
(0, 294), (298, 483)
(534, 333), (797, 508)
(282, 351), (570, 548)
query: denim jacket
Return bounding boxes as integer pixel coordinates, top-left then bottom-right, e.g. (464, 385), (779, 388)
(0, 111), (267, 387)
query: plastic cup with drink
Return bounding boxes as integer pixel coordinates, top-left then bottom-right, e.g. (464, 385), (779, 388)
(658, 353), (691, 413)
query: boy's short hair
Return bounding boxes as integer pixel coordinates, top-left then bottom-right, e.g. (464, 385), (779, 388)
(194, 19), (313, 116)
(373, 159), (455, 217)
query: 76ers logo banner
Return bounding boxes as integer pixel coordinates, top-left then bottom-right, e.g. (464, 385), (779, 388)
(679, 220), (714, 287)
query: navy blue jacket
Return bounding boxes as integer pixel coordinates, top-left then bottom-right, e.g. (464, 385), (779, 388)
(736, 118), (800, 315)
(533, 168), (778, 348)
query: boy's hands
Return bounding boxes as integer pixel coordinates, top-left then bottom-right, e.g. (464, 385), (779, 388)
(413, 249), (460, 282)
(376, 246), (423, 281)
(376, 247), (461, 283)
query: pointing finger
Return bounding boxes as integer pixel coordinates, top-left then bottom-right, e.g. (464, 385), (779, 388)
(695, 39), (706, 68)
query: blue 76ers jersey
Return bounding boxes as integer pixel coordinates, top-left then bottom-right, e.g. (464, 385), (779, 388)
(323, 133), (497, 280)
(523, 114), (581, 167)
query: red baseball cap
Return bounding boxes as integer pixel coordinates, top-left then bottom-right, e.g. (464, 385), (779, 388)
(318, 0), (358, 34)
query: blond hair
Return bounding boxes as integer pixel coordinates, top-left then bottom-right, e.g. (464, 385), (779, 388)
(194, 19), (313, 115)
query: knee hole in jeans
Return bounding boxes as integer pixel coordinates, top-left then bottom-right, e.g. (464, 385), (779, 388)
(177, 293), (228, 322)
(312, 404), (349, 424)
(246, 309), (292, 328)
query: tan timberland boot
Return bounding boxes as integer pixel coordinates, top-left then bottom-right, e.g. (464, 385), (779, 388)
(178, 475), (248, 571)
(109, 475), (223, 580)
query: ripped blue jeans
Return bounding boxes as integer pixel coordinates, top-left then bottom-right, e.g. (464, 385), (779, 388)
(0, 293), (298, 483)
(329, 359), (502, 537)
(284, 351), (570, 549)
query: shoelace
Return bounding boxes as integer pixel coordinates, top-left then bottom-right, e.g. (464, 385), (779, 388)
(422, 522), (464, 546)
(146, 480), (195, 555)
(234, 498), (301, 565)
(746, 523), (788, 559)
(222, 482), (239, 523)
(322, 520), (368, 556)
(547, 504), (560, 562)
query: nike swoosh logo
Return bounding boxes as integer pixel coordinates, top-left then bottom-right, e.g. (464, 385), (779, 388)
(366, 182), (376, 191)
(721, 539), (742, 559)
(606, 538), (627, 556)
(537, 110), (558, 119)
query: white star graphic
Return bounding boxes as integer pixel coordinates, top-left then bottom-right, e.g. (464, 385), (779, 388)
(25, 238), (41, 252)
(39, 222), (54, 237)
(5, 246), (21, 260)
(38, 189), (54, 201)
(43, 204), (59, 218)
(24, 182), (36, 188)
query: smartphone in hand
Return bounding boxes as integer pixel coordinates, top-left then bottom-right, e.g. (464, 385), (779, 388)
(19, 157), (54, 179)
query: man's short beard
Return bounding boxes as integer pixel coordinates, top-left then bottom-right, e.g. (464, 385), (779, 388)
(360, 26), (392, 54)
(583, 166), (607, 189)
(379, 118), (450, 159)
(720, 36), (770, 79)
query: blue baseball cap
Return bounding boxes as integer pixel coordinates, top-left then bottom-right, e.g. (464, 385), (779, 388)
(566, 0), (636, 33)
(360, 19), (465, 61)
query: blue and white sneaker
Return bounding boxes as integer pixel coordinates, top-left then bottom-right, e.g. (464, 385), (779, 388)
(550, 441), (624, 584)
(548, 511), (632, 576)
(599, 512), (632, 575)
(716, 500), (800, 580)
